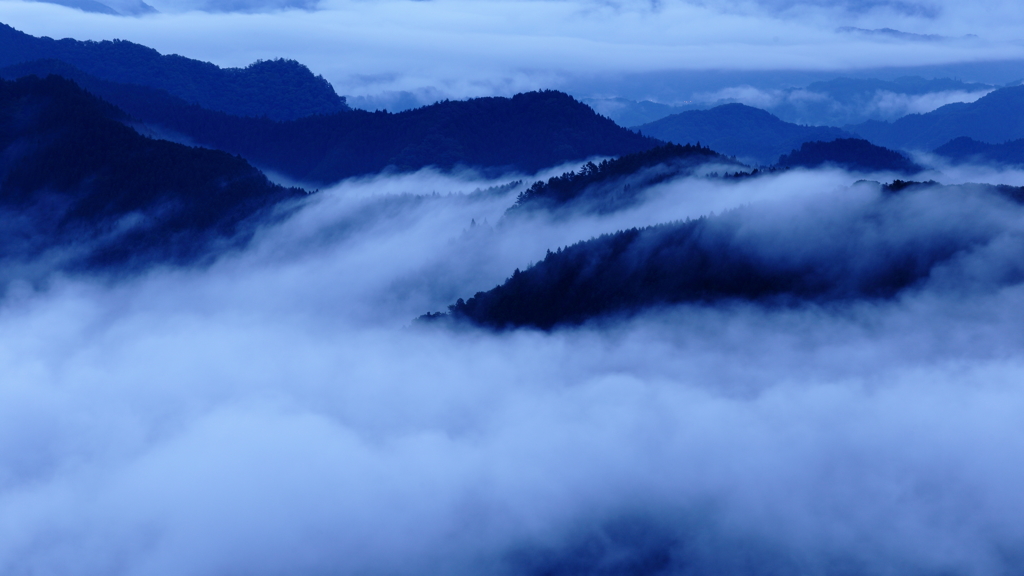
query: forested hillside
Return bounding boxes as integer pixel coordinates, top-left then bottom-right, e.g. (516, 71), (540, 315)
(0, 75), (303, 272)
(506, 143), (733, 216)
(0, 23), (348, 120)
(431, 181), (1021, 329)
(776, 138), (922, 173)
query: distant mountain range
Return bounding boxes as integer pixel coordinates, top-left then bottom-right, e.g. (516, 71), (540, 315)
(7, 22), (1021, 182)
(848, 85), (1024, 151)
(771, 76), (994, 127)
(4, 21), (1024, 324)
(0, 75), (303, 274)
(625, 84), (1024, 168)
(1, 64), (661, 185)
(635, 104), (853, 165)
(584, 76), (995, 129)
(0, 23), (347, 120)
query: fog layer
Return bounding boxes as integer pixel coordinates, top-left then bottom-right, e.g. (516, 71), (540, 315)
(2, 165), (1024, 575)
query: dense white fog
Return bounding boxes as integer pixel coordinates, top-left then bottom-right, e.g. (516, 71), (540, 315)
(3, 164), (1024, 575)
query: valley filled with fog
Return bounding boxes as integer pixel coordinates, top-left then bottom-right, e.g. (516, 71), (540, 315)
(3, 0), (1024, 571)
(4, 159), (1024, 575)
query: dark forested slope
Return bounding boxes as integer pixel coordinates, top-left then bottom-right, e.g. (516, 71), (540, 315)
(430, 182), (1021, 329)
(0, 75), (303, 272)
(245, 90), (660, 183)
(848, 85), (1024, 151)
(0, 23), (347, 120)
(776, 138), (922, 173)
(506, 143), (735, 216)
(635, 104), (853, 165)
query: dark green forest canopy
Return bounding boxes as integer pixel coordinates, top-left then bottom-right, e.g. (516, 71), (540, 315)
(428, 181), (1024, 330)
(776, 138), (922, 174)
(506, 143), (728, 216)
(0, 75), (303, 271)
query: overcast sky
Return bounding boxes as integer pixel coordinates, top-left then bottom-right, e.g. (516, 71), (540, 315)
(2, 0), (1024, 101)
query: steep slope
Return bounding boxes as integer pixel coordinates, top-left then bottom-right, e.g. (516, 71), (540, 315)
(0, 23), (347, 120)
(933, 136), (1024, 167)
(635, 104), (852, 165)
(1, 63), (662, 184)
(777, 138), (922, 174)
(848, 85), (1024, 151)
(0, 75), (303, 273)
(429, 181), (1022, 329)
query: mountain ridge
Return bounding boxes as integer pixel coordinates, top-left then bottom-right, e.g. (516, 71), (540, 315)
(847, 84), (1024, 150)
(0, 74), (304, 274)
(635, 104), (853, 165)
(0, 22), (348, 120)
(1, 62), (663, 184)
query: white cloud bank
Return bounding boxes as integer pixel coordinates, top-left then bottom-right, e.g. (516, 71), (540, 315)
(3, 165), (1024, 574)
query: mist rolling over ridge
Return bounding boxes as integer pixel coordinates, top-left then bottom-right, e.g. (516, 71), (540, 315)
(4, 157), (1024, 574)
(3, 3), (1024, 576)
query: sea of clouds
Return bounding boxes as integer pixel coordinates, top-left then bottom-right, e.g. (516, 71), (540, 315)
(3, 161), (1024, 575)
